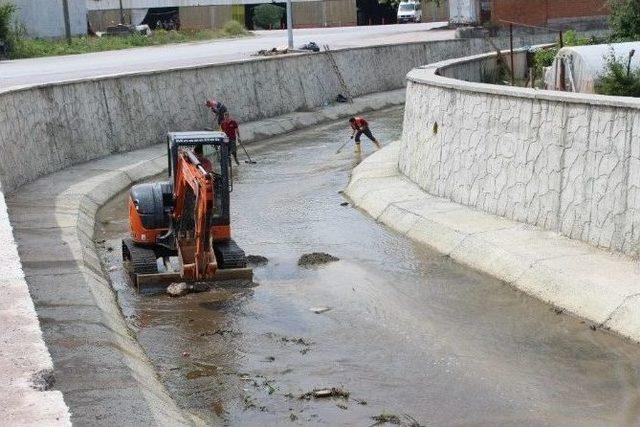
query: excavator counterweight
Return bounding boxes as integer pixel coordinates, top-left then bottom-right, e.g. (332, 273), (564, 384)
(122, 131), (252, 292)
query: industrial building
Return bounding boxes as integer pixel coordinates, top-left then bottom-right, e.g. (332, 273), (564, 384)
(86, 0), (357, 31)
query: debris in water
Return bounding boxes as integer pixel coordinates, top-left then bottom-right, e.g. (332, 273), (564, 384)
(182, 351), (190, 357)
(289, 413), (298, 421)
(553, 307), (564, 315)
(264, 356), (276, 362)
(212, 400), (225, 416)
(371, 413), (401, 425)
(106, 246), (114, 252)
(108, 266), (118, 272)
(191, 282), (211, 293)
(299, 387), (349, 400)
(340, 202), (349, 206)
(298, 252), (339, 266)
(167, 282), (210, 297)
(337, 403), (348, 410)
(309, 306), (331, 314)
(247, 254), (269, 266)
(354, 398), (367, 405)
(167, 282), (190, 297)
(281, 336), (313, 346)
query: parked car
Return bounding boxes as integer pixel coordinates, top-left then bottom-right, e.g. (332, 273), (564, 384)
(397, 1), (422, 23)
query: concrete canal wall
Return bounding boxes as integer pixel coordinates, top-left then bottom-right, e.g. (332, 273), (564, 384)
(399, 49), (640, 257)
(0, 33), (567, 195)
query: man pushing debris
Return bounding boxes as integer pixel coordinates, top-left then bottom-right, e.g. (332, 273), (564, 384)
(349, 116), (381, 153)
(206, 99), (228, 126)
(220, 111), (241, 166)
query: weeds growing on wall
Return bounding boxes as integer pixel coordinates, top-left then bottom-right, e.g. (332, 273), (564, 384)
(595, 51), (640, 97)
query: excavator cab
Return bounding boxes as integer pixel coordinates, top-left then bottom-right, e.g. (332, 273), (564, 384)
(122, 131), (252, 291)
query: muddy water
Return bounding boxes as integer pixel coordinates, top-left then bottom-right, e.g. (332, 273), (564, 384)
(96, 108), (640, 426)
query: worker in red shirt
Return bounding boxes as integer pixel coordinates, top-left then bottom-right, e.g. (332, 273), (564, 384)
(349, 116), (381, 153)
(220, 112), (240, 166)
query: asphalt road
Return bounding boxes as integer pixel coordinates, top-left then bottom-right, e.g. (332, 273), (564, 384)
(0, 22), (452, 90)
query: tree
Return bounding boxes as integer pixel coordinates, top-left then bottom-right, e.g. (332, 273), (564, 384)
(252, 4), (284, 30)
(595, 50), (640, 97)
(608, 0), (640, 40)
(0, 3), (17, 57)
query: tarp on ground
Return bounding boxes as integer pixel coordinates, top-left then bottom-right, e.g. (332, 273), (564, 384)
(544, 41), (640, 93)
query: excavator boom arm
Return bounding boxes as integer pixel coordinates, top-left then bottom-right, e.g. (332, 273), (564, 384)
(172, 151), (217, 281)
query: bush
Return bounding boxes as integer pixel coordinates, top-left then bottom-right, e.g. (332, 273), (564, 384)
(252, 4), (284, 30)
(595, 51), (640, 97)
(222, 20), (246, 36)
(0, 3), (17, 56)
(532, 47), (558, 78)
(608, 0), (640, 40)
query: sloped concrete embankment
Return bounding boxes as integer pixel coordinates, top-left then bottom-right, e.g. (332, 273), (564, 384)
(5, 91), (405, 424)
(346, 143), (640, 343)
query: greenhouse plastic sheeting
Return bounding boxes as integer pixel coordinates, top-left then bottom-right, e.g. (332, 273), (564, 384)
(544, 41), (640, 93)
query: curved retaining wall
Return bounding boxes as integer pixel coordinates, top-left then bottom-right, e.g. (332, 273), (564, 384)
(0, 34), (567, 195)
(399, 50), (640, 257)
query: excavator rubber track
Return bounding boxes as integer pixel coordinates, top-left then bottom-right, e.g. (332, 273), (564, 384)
(122, 238), (158, 276)
(214, 239), (247, 269)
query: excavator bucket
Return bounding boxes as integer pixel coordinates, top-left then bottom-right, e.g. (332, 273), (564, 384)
(122, 238), (253, 293)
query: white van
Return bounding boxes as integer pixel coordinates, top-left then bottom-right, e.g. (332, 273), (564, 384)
(397, 1), (422, 23)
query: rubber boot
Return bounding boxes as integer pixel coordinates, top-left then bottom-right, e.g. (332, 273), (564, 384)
(354, 143), (362, 154)
(233, 152), (240, 166)
(373, 140), (382, 150)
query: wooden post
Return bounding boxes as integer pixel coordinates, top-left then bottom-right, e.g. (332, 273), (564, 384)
(62, 0), (72, 44)
(119, 0), (125, 25)
(509, 23), (514, 85)
(559, 31), (566, 90)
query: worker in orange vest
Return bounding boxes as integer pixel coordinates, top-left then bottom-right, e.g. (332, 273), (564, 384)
(349, 116), (382, 153)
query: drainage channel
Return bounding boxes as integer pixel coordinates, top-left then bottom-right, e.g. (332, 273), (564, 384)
(95, 107), (640, 426)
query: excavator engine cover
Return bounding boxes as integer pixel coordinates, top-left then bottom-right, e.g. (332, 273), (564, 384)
(129, 182), (173, 230)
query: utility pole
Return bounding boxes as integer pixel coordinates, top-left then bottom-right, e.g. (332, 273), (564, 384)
(286, 0), (293, 49)
(119, 0), (125, 25)
(61, 0), (72, 44)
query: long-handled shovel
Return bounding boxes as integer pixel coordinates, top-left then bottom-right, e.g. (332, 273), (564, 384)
(335, 138), (352, 154)
(237, 138), (257, 164)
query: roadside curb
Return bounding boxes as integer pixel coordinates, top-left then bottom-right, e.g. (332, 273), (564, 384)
(4, 89), (405, 424)
(345, 142), (640, 343)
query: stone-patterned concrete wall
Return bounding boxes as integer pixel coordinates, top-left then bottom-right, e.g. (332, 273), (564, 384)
(0, 35), (561, 195)
(399, 50), (640, 257)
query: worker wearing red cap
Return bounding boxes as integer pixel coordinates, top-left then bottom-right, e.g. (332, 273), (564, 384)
(205, 99), (228, 126)
(349, 116), (381, 154)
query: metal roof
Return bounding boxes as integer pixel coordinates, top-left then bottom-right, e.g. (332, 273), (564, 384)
(167, 131), (228, 144)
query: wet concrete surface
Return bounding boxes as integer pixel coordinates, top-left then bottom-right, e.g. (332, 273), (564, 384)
(96, 108), (640, 426)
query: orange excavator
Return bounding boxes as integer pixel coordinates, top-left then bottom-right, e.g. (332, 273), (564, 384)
(122, 131), (252, 291)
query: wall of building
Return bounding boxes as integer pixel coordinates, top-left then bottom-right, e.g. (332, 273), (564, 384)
(489, 0), (608, 28)
(7, 0), (86, 38)
(399, 49), (640, 257)
(293, 0), (356, 27)
(88, 0), (355, 31)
